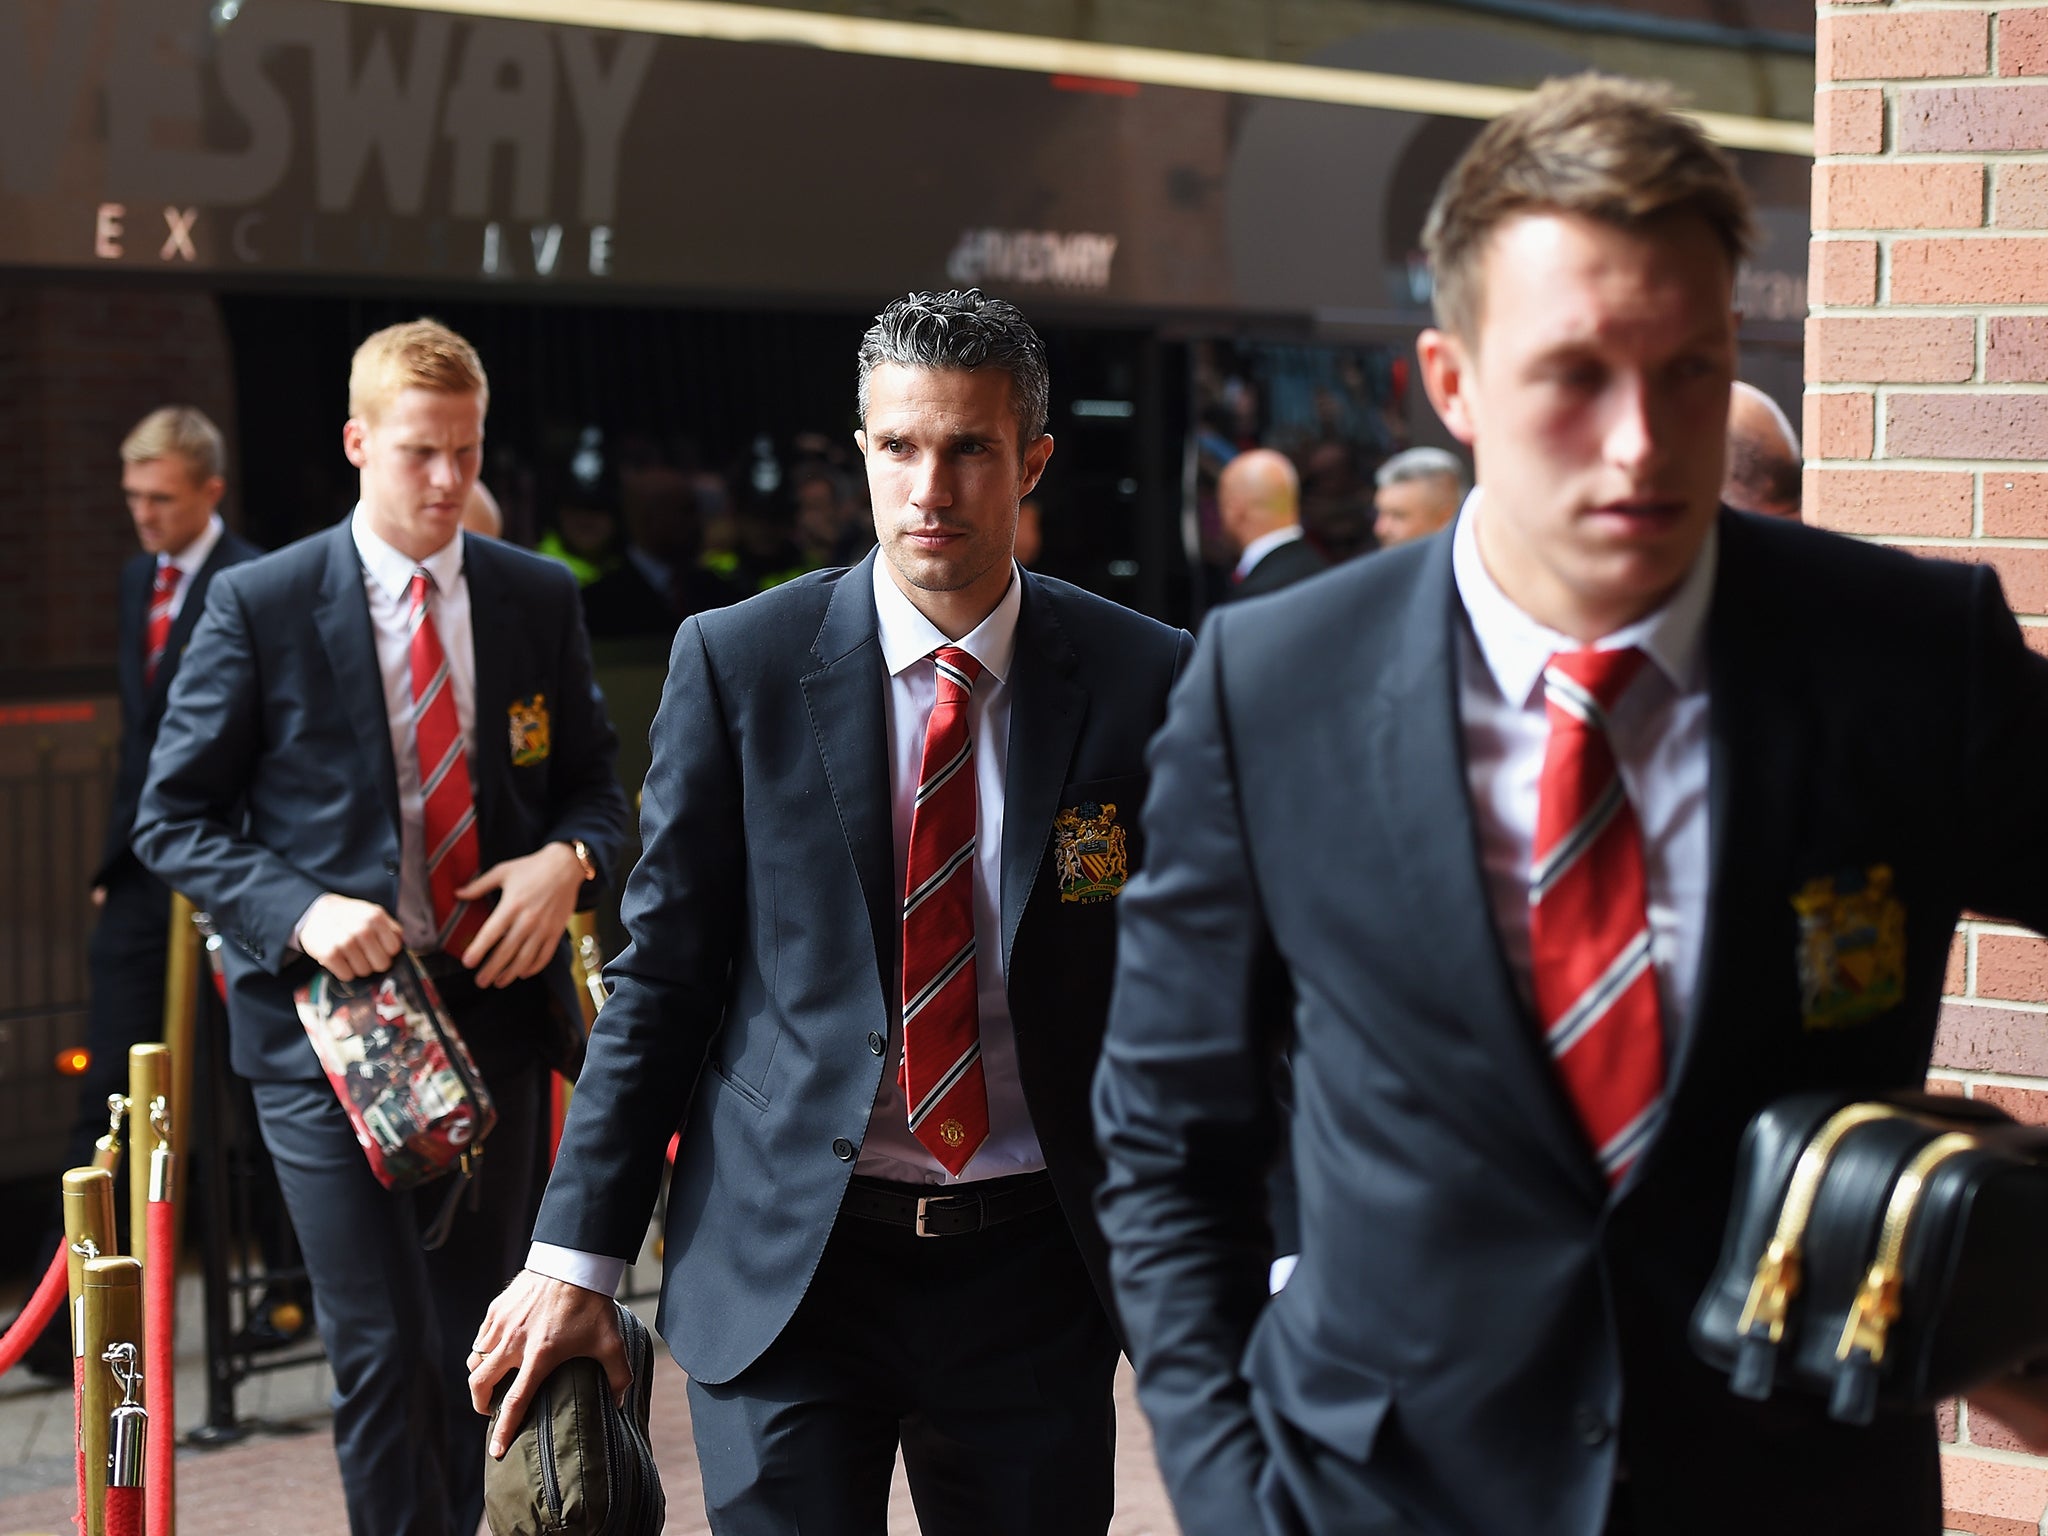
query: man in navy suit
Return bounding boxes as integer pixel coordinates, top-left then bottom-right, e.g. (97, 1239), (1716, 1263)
(135, 321), (628, 1536)
(7, 409), (261, 1374)
(468, 290), (1192, 1536)
(1095, 76), (2048, 1536)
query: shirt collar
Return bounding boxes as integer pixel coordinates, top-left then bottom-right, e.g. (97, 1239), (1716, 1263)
(1233, 523), (1304, 580)
(1451, 486), (1717, 709)
(871, 553), (1022, 687)
(351, 504), (464, 600)
(163, 513), (225, 580)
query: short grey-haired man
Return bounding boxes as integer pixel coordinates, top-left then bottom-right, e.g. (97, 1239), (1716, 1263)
(1373, 445), (1470, 547)
(470, 289), (1192, 1536)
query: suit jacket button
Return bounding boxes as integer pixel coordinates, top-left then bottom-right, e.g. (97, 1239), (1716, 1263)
(832, 1138), (855, 1161)
(866, 1032), (885, 1055)
(1574, 1407), (1610, 1447)
(383, 857), (400, 875)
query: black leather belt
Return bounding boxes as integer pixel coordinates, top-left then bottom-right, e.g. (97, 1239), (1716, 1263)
(844, 1172), (1059, 1238)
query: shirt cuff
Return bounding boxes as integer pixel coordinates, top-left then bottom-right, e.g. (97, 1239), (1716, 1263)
(288, 896), (325, 954)
(1269, 1253), (1300, 1295)
(526, 1242), (627, 1298)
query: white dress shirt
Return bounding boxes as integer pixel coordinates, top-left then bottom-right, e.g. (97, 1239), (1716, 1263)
(291, 511), (476, 952)
(156, 513), (225, 624)
(1274, 495), (1713, 1297)
(1232, 524), (1305, 583)
(528, 558), (1046, 1295)
(1453, 490), (1714, 1046)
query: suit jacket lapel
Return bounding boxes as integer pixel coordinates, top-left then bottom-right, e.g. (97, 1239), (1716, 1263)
(801, 553), (897, 997)
(463, 533), (506, 843)
(1371, 533), (1606, 1205)
(313, 522), (402, 838)
(1000, 573), (1086, 976)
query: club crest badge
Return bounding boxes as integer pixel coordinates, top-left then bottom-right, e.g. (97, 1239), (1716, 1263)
(1792, 863), (1906, 1031)
(1054, 801), (1128, 904)
(508, 694), (550, 766)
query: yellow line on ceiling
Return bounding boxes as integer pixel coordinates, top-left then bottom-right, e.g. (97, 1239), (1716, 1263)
(332, 0), (1815, 156)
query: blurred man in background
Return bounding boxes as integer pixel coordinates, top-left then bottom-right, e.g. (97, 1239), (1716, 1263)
(1222, 447), (1327, 599)
(1372, 445), (1469, 547)
(1722, 380), (1802, 520)
(6, 407), (263, 1375)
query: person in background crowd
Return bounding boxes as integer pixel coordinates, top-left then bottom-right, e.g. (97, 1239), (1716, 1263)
(1095, 74), (2048, 1536)
(133, 320), (629, 1536)
(5, 407), (264, 1378)
(462, 480), (504, 538)
(467, 288), (1193, 1536)
(1221, 448), (1329, 600)
(1372, 444), (1470, 548)
(1298, 439), (1378, 563)
(1014, 496), (1044, 567)
(1722, 379), (1803, 520)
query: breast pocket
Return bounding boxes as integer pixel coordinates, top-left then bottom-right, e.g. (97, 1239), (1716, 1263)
(1049, 775), (1146, 908)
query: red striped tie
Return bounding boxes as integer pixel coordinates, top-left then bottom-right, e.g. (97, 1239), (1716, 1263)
(144, 563), (179, 686)
(900, 646), (988, 1175)
(1530, 647), (1666, 1186)
(408, 570), (484, 957)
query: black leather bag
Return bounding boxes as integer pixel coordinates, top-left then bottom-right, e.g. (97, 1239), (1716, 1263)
(1691, 1090), (2048, 1425)
(484, 1302), (664, 1536)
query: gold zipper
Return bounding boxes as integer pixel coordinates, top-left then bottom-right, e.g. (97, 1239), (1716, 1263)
(1735, 1103), (1907, 1347)
(1835, 1131), (1982, 1367)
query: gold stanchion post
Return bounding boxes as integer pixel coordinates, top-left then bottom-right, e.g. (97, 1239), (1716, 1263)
(62, 1167), (118, 1358)
(163, 894), (202, 1230)
(126, 1046), (169, 1279)
(81, 1256), (142, 1536)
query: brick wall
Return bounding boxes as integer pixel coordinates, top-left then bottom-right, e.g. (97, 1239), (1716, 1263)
(0, 286), (239, 681)
(1806, 4), (2048, 1530)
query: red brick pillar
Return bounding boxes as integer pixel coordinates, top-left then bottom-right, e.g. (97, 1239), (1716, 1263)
(1807, 3), (2048, 1528)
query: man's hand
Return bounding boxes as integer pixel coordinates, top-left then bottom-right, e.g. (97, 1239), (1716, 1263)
(467, 1269), (630, 1457)
(299, 894), (404, 980)
(457, 843), (584, 989)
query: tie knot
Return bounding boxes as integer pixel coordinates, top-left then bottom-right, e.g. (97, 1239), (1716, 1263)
(408, 568), (435, 605)
(1544, 646), (1645, 723)
(931, 647), (982, 696)
(153, 562), (181, 593)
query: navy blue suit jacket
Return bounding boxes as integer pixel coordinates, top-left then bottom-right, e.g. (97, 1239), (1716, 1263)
(533, 554), (1191, 1385)
(133, 522), (629, 1082)
(1096, 511), (2048, 1536)
(97, 529), (263, 888)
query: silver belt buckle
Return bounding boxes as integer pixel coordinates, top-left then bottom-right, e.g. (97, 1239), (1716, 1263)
(914, 1193), (973, 1237)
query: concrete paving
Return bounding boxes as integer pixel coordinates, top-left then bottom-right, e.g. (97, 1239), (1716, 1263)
(0, 1264), (1182, 1536)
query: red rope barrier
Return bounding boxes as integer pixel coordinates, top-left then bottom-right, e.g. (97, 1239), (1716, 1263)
(106, 1482), (145, 1536)
(145, 1197), (175, 1536)
(0, 1245), (67, 1378)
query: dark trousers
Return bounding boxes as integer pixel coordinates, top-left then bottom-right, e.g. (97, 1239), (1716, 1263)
(11, 866), (175, 1369)
(252, 1051), (539, 1536)
(70, 860), (173, 1170)
(686, 1180), (1121, 1536)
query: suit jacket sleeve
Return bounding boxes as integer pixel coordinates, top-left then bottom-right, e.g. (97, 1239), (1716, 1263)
(1960, 563), (2048, 928)
(530, 615), (745, 1258)
(1093, 616), (1279, 1534)
(131, 571), (328, 974)
(536, 564), (630, 894)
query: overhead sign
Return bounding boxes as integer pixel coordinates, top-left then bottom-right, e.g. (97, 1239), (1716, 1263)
(0, 0), (1808, 318)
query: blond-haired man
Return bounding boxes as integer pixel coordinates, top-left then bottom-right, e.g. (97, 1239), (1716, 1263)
(136, 321), (628, 1536)
(1097, 76), (2048, 1535)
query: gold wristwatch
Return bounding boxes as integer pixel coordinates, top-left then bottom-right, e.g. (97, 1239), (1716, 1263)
(566, 838), (597, 882)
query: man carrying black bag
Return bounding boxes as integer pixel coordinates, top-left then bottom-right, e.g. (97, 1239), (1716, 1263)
(135, 319), (628, 1536)
(1093, 74), (2048, 1536)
